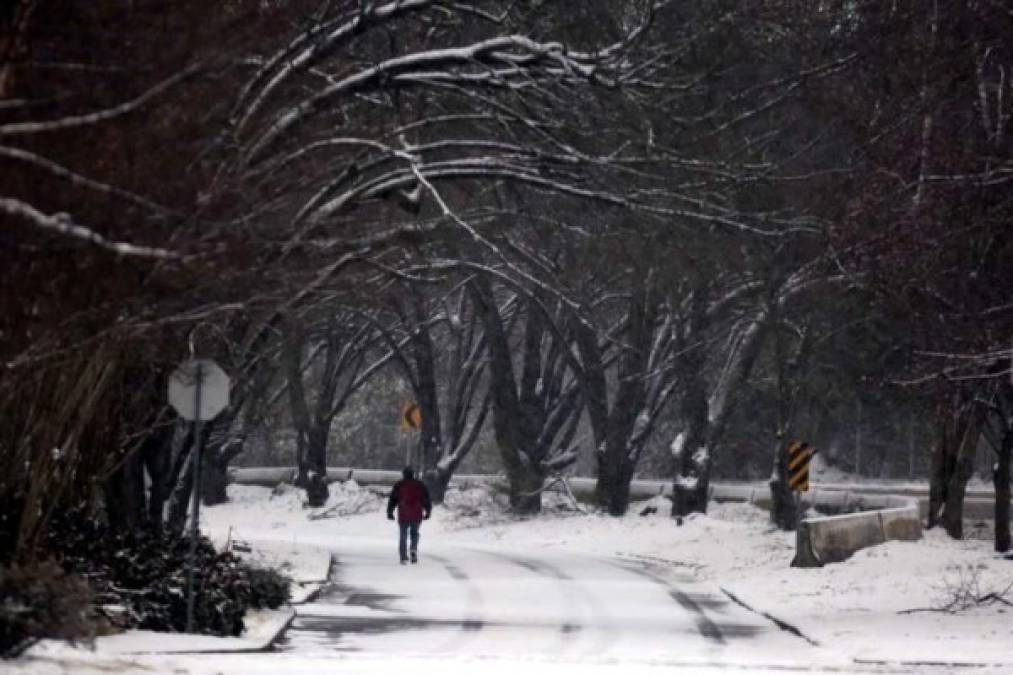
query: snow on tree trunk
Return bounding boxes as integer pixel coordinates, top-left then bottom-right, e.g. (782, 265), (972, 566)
(671, 390), (712, 517)
(672, 316), (712, 518)
(671, 445), (710, 517)
(295, 425), (330, 508)
(423, 465), (451, 505)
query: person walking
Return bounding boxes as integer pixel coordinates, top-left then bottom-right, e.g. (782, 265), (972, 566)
(386, 466), (432, 564)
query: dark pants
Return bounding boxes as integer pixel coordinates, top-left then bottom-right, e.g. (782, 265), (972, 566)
(398, 520), (421, 561)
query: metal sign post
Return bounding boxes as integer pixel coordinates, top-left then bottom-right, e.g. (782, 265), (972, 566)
(168, 358), (230, 633)
(400, 401), (421, 469)
(186, 362), (205, 634)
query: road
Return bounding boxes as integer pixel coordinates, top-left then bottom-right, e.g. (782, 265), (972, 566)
(271, 538), (865, 672)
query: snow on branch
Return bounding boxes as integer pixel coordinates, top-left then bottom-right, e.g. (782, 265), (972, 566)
(241, 35), (605, 164)
(1, 197), (180, 260)
(231, 0), (436, 132)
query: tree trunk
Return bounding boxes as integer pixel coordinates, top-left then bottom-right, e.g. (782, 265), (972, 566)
(423, 466), (452, 505)
(141, 424), (173, 531)
(854, 398), (863, 476)
(943, 407), (982, 539)
(908, 417), (916, 480)
(672, 362), (711, 518)
(769, 440), (799, 530)
(165, 450), (194, 535)
(295, 425), (330, 507)
(201, 450), (230, 506)
(995, 431), (1011, 553)
(509, 461), (545, 515)
(284, 320), (331, 508)
(595, 449), (635, 517)
(672, 473), (710, 517)
(927, 402), (953, 529)
(104, 451), (147, 534)
(201, 438), (243, 506)
(942, 453), (974, 539)
(671, 419), (711, 517)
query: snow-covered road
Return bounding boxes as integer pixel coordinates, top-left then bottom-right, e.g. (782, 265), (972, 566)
(19, 483), (1009, 673)
(279, 537), (847, 671)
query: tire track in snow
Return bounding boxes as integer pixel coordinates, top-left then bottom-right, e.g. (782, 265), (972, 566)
(482, 550), (618, 658)
(609, 558), (726, 644)
(421, 552), (487, 655)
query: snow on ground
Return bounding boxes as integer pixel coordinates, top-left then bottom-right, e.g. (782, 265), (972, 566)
(809, 454), (995, 492)
(722, 528), (1013, 666)
(199, 481), (795, 588)
(11, 479), (1013, 673)
(212, 481), (1013, 667)
(204, 480), (1013, 665)
(204, 482), (361, 590)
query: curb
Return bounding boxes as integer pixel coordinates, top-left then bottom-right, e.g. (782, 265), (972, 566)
(259, 606), (296, 650)
(61, 606), (297, 656)
(245, 605), (297, 652)
(719, 587), (820, 646)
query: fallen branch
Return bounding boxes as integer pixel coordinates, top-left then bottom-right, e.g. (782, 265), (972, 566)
(899, 574), (1013, 614)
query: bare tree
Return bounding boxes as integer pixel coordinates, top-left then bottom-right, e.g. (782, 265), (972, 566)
(978, 367), (1013, 552)
(282, 309), (389, 506)
(383, 281), (491, 502)
(471, 276), (584, 513)
(577, 272), (679, 515)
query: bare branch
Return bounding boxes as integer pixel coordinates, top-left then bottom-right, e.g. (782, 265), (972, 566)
(0, 63), (201, 136)
(1, 197), (180, 260)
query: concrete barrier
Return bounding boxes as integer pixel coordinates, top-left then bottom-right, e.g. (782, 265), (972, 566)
(791, 501), (922, 568)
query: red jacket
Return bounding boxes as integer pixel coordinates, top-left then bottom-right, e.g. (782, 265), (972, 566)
(387, 478), (432, 522)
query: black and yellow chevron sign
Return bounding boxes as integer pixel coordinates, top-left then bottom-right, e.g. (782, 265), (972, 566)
(786, 440), (816, 492)
(400, 401), (422, 431)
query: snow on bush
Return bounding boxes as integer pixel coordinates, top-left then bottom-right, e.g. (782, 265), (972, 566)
(44, 513), (291, 639)
(438, 481), (582, 530)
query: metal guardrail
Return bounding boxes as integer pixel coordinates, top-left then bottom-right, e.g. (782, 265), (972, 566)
(228, 467), (1008, 520)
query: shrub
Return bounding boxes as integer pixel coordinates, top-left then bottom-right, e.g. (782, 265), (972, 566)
(44, 513), (291, 637)
(0, 561), (95, 658)
(245, 567), (291, 610)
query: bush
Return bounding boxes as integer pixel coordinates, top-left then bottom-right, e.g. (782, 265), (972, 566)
(245, 567), (291, 610)
(44, 513), (291, 638)
(0, 561), (96, 658)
